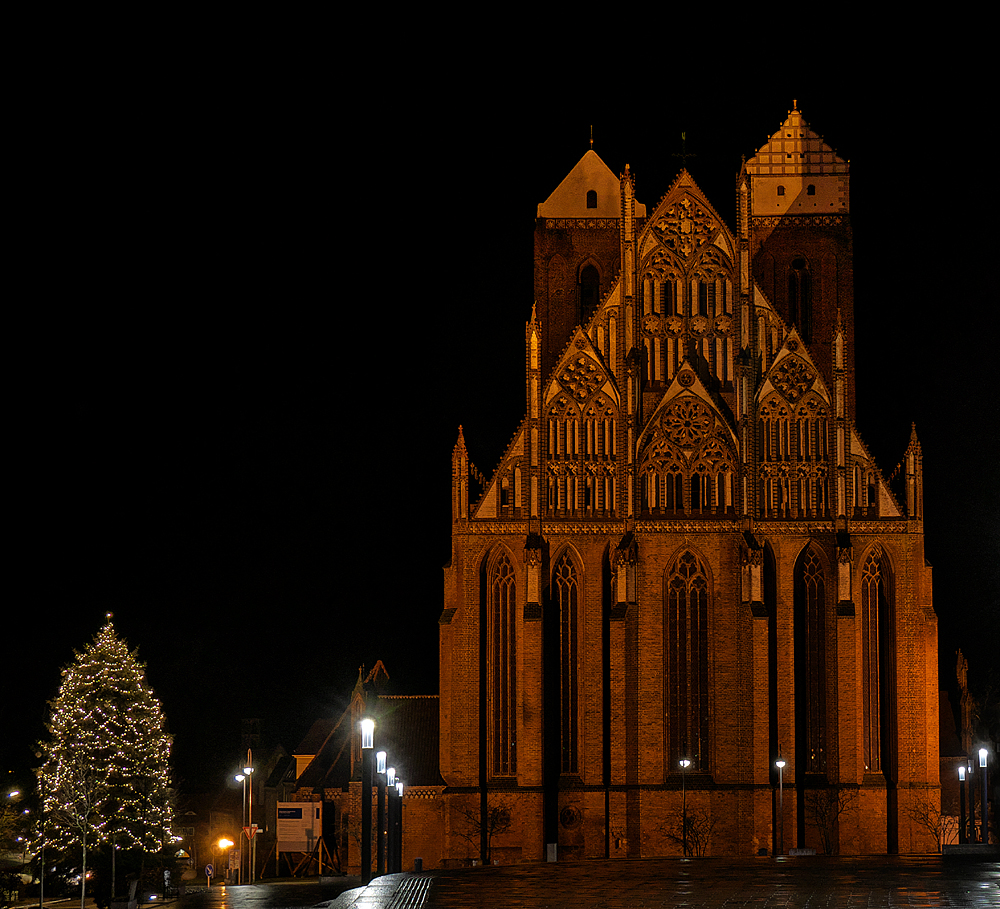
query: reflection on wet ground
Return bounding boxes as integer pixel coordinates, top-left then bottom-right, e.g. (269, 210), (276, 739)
(422, 855), (1000, 908)
(51, 857), (998, 909)
(163, 878), (359, 908)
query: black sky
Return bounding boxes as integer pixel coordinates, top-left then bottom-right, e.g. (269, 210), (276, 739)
(5, 66), (996, 792)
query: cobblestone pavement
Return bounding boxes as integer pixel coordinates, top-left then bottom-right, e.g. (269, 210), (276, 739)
(419, 856), (1000, 909)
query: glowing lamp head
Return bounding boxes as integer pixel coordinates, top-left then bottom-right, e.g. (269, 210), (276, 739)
(979, 748), (988, 768)
(376, 751), (387, 774)
(775, 758), (786, 770)
(235, 774), (245, 783)
(396, 780), (404, 798)
(387, 766), (396, 786)
(679, 759), (691, 770)
(218, 838), (234, 849)
(361, 718), (375, 750)
(959, 765), (966, 781)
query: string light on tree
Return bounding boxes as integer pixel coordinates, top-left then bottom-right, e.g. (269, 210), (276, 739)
(35, 616), (174, 867)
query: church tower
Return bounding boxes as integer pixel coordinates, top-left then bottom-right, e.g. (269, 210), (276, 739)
(439, 107), (938, 862)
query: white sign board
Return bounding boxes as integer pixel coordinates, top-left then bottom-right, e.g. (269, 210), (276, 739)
(277, 802), (322, 853)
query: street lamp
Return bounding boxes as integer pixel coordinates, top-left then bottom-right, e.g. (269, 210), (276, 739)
(376, 751), (387, 877)
(979, 748), (989, 845)
(679, 759), (691, 857)
(386, 767), (396, 873)
(775, 756), (786, 856)
(217, 838), (234, 885)
(393, 779), (404, 873)
(234, 772), (246, 883)
(958, 764), (967, 845)
(360, 718), (375, 885)
(243, 750), (255, 882)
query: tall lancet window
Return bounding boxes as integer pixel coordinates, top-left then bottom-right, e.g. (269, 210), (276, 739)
(794, 546), (826, 774)
(861, 549), (891, 774)
(580, 264), (601, 329)
(488, 552), (517, 777)
(553, 552), (579, 773)
(788, 257), (812, 342)
(665, 551), (710, 771)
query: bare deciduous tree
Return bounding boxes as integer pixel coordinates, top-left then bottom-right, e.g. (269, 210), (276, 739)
(454, 799), (512, 864)
(804, 787), (859, 855)
(659, 808), (717, 857)
(907, 800), (956, 852)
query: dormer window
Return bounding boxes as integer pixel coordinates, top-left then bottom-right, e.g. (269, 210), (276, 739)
(586, 190), (597, 209)
(807, 184), (816, 195)
(777, 186), (786, 196)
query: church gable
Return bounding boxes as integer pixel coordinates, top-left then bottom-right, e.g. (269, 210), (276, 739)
(472, 423), (526, 520)
(758, 328), (831, 408)
(540, 329), (620, 517)
(848, 427), (902, 519)
(537, 148), (646, 219)
(545, 328), (620, 411)
(635, 172), (738, 392)
(637, 364), (737, 517)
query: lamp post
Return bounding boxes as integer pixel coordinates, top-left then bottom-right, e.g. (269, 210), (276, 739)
(360, 718), (375, 885)
(376, 751), (387, 877)
(386, 767), (396, 875)
(979, 748), (989, 845)
(235, 772), (246, 883)
(958, 764), (967, 845)
(775, 756), (786, 856)
(679, 759), (691, 857)
(394, 779), (404, 873)
(243, 750), (255, 882)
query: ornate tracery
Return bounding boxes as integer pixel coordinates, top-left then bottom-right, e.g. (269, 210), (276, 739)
(545, 352), (618, 517)
(640, 396), (735, 516)
(758, 384), (830, 519)
(638, 194), (735, 388)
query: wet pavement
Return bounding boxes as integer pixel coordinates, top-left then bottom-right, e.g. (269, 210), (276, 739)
(164, 879), (360, 908)
(419, 855), (1000, 908)
(22, 857), (997, 908)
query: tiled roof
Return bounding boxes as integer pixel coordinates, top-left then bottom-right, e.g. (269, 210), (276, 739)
(372, 696), (443, 788)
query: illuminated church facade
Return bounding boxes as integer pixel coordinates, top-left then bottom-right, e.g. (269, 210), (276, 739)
(439, 107), (939, 859)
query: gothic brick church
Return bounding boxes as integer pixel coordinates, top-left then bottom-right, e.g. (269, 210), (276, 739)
(439, 105), (939, 859)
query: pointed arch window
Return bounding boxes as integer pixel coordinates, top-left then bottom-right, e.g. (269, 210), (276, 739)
(665, 551), (710, 771)
(795, 547), (826, 774)
(861, 549), (890, 774)
(788, 257), (812, 342)
(488, 552), (517, 777)
(580, 264), (601, 328)
(553, 552), (579, 773)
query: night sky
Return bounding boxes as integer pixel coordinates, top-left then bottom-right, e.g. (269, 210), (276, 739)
(5, 70), (996, 794)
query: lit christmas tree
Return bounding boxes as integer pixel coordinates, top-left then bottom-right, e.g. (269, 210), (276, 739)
(36, 616), (173, 882)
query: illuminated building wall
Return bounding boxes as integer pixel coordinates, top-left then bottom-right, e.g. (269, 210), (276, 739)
(439, 107), (939, 860)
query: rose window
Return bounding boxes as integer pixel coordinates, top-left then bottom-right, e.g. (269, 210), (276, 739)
(663, 399), (713, 447)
